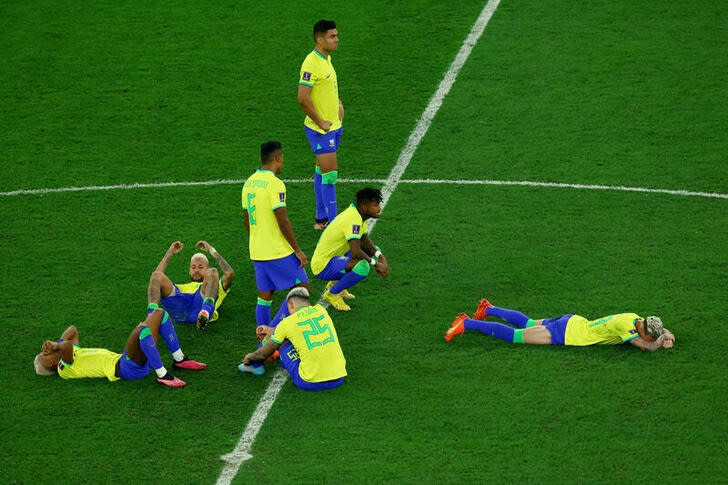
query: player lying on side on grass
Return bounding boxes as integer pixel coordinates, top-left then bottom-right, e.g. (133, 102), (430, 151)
(34, 309), (206, 388)
(148, 240), (234, 330)
(239, 287), (347, 391)
(310, 187), (389, 311)
(445, 298), (675, 351)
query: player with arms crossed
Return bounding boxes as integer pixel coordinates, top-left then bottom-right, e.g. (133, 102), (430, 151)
(34, 308), (206, 388)
(311, 187), (389, 311)
(298, 19), (344, 229)
(445, 298), (675, 351)
(148, 240), (234, 330)
(240, 288), (347, 391)
(242, 141), (309, 332)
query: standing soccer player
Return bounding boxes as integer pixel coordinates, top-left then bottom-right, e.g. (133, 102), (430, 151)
(298, 19), (344, 230)
(310, 187), (389, 311)
(242, 141), (309, 331)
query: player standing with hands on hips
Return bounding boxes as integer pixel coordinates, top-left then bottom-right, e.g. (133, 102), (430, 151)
(298, 19), (344, 230)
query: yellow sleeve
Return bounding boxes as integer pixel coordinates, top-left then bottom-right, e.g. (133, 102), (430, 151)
(345, 219), (364, 241)
(299, 56), (316, 87)
(270, 318), (290, 344)
(271, 179), (286, 211)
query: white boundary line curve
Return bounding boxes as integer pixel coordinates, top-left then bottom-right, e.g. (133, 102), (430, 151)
(216, 1), (502, 483)
(2, 177), (725, 200)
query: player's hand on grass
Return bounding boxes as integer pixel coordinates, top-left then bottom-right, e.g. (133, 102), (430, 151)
(195, 240), (212, 252)
(375, 260), (389, 278)
(168, 241), (184, 254)
(295, 250), (308, 268)
(319, 120), (332, 132)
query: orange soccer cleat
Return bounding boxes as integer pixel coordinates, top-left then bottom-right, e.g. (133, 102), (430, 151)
(445, 313), (469, 342)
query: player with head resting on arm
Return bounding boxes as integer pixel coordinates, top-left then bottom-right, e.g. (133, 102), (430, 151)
(148, 240), (234, 330)
(298, 19), (344, 230)
(445, 297), (675, 351)
(34, 307), (206, 388)
(239, 287), (347, 391)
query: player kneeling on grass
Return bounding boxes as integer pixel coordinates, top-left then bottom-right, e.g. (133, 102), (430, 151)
(149, 240), (234, 330)
(34, 309), (206, 388)
(310, 187), (389, 311)
(239, 287), (347, 391)
(445, 298), (675, 351)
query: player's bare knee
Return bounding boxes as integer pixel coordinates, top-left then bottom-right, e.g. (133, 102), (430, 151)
(150, 271), (166, 283)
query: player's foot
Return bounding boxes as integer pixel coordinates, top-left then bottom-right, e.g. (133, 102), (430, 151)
(445, 313), (469, 342)
(196, 310), (210, 330)
(326, 280), (355, 300)
(313, 218), (329, 230)
(323, 290), (351, 311)
(265, 350), (280, 362)
(238, 363), (265, 376)
(156, 373), (186, 388)
(473, 298), (493, 321)
(173, 357), (207, 371)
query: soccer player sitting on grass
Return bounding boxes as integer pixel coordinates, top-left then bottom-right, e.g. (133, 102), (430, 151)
(239, 288), (347, 391)
(34, 308), (205, 388)
(445, 298), (675, 351)
(148, 240), (234, 330)
(310, 187), (389, 311)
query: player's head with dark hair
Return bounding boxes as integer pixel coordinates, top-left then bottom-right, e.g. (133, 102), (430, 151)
(314, 20), (336, 38)
(313, 20), (339, 53)
(355, 187), (384, 219)
(260, 141), (282, 163)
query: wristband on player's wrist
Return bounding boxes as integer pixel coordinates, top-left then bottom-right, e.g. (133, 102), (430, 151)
(369, 258), (377, 266)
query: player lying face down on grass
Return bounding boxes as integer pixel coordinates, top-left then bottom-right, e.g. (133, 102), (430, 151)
(34, 309), (206, 388)
(148, 240), (234, 330)
(309, 187), (390, 312)
(445, 298), (675, 351)
(239, 288), (347, 391)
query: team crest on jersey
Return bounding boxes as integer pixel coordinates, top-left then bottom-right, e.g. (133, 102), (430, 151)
(302, 72), (311, 81)
(352, 225), (360, 235)
(279, 192), (285, 202)
(58, 362), (65, 370)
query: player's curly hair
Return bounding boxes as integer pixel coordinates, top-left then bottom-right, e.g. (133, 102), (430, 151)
(644, 316), (664, 340)
(356, 187), (383, 205)
(314, 20), (336, 38)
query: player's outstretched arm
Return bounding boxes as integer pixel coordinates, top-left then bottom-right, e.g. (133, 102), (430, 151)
(243, 340), (281, 365)
(274, 208), (307, 268)
(155, 241), (184, 273)
(196, 241), (235, 291)
(629, 334), (668, 352)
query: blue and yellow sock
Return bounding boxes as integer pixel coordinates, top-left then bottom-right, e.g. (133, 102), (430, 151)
(256, 297), (272, 326)
(486, 306), (533, 328)
(314, 166), (327, 221)
(138, 325), (166, 375)
(464, 318), (525, 343)
(321, 169), (338, 221)
(330, 260), (368, 294)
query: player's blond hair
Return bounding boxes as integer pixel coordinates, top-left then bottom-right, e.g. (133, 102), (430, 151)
(190, 252), (209, 264)
(644, 316), (664, 340)
(34, 353), (56, 376)
(286, 287), (310, 306)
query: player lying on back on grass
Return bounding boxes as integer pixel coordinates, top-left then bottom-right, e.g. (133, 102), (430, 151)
(239, 287), (347, 391)
(445, 298), (675, 351)
(148, 240), (234, 330)
(310, 187), (389, 311)
(34, 309), (206, 388)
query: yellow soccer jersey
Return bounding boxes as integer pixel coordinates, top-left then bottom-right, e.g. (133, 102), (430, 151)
(310, 203), (367, 275)
(57, 345), (121, 382)
(241, 169), (294, 261)
(564, 313), (641, 346)
(299, 49), (341, 134)
(270, 304), (347, 382)
(176, 280), (229, 322)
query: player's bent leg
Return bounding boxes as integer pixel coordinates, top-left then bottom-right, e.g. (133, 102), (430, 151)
(326, 259), (368, 309)
(148, 271), (175, 304)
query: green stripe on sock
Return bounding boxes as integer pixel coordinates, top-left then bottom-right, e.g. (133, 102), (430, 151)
(139, 326), (152, 340)
(315, 165), (323, 175)
(203, 297), (214, 304)
(147, 303), (159, 311)
(526, 319), (538, 328)
(161, 311), (171, 324)
(513, 329), (525, 344)
(257, 298), (272, 306)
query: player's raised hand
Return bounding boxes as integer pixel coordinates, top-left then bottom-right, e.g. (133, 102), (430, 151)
(195, 240), (212, 252)
(295, 250), (308, 268)
(42, 340), (56, 355)
(168, 241), (184, 254)
(319, 120), (332, 132)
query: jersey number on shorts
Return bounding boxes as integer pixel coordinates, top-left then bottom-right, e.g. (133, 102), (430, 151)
(298, 315), (335, 350)
(246, 193), (257, 225)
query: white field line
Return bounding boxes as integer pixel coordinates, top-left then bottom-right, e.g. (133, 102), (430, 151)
(215, 1), (502, 483)
(3, 177), (726, 200)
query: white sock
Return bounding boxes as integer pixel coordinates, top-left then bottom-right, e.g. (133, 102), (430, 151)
(154, 367), (167, 378)
(172, 350), (184, 362)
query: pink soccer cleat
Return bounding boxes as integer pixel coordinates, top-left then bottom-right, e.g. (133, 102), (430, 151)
(156, 373), (186, 388)
(173, 357), (207, 371)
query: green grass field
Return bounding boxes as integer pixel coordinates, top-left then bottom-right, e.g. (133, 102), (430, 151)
(2, 1), (727, 483)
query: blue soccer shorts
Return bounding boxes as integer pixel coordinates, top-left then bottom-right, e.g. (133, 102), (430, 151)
(119, 351), (151, 380)
(541, 314), (573, 345)
(161, 285), (205, 324)
(279, 341), (344, 391)
(314, 254), (351, 281)
(253, 253), (309, 292)
(305, 126), (343, 155)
